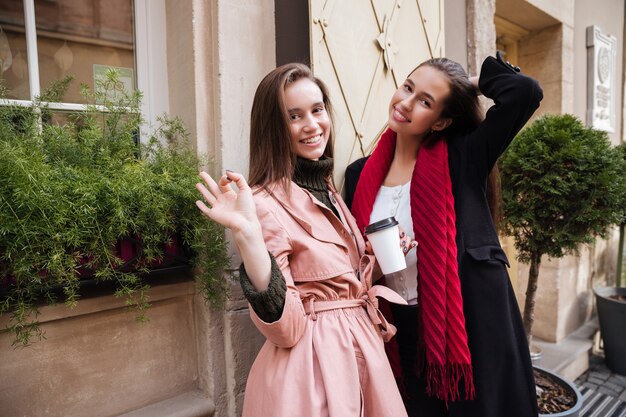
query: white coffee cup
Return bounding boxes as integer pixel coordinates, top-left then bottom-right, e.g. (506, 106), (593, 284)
(364, 217), (407, 275)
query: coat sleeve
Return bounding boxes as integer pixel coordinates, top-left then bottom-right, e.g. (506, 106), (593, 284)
(467, 54), (543, 178)
(239, 254), (286, 323)
(343, 156), (369, 210)
(248, 197), (308, 349)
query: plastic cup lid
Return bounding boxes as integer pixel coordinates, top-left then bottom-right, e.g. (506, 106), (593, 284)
(364, 217), (399, 235)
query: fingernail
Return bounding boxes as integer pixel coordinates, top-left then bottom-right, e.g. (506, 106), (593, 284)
(401, 231), (405, 237)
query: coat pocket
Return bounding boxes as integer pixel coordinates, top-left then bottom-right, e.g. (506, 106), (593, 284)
(465, 245), (510, 267)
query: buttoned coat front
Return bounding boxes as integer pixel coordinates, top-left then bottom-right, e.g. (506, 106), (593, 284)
(241, 182), (407, 417)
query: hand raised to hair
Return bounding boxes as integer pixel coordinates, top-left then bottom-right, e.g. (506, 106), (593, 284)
(195, 171), (260, 237)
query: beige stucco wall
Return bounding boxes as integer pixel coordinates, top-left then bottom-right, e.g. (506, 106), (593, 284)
(526, 0), (574, 26)
(215, 1), (276, 178)
(517, 24), (572, 117)
(467, 0), (497, 75)
(0, 281), (210, 417)
(166, 0), (197, 151)
(444, 0), (468, 69)
(194, 1), (276, 415)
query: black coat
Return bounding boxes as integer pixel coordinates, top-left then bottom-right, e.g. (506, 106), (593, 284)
(344, 55), (543, 417)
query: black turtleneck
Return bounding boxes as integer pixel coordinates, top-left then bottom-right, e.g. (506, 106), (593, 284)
(292, 157), (340, 219)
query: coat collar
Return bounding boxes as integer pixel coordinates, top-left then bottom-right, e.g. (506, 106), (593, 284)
(262, 181), (362, 252)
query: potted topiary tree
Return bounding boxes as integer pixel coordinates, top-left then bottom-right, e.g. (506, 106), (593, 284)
(499, 113), (626, 414)
(0, 70), (230, 346)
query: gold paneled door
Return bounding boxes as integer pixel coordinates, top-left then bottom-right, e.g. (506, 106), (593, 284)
(308, 0), (445, 188)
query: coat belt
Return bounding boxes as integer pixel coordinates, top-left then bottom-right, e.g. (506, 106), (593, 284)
(303, 285), (407, 342)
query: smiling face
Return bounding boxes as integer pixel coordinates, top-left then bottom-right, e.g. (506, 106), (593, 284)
(284, 78), (331, 161)
(388, 65), (452, 139)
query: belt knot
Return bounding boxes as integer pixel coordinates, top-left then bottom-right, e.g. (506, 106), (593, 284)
(363, 285), (407, 342)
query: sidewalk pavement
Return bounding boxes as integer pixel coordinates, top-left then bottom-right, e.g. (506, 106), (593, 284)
(575, 354), (626, 416)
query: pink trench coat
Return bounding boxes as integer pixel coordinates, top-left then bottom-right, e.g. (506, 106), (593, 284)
(241, 181), (408, 417)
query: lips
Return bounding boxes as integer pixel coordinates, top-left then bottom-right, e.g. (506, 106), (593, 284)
(392, 107), (410, 123)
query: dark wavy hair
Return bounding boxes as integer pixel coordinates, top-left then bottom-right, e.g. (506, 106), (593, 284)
(248, 63), (335, 190)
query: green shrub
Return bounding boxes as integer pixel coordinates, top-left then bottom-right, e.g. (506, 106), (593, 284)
(0, 70), (229, 346)
(499, 113), (626, 339)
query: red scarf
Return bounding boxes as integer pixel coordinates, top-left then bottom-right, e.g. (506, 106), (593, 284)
(351, 128), (475, 402)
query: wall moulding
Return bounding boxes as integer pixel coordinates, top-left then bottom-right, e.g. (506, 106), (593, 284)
(586, 25), (617, 133)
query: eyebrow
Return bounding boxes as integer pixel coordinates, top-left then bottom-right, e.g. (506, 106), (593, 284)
(404, 79), (436, 103)
(287, 101), (325, 113)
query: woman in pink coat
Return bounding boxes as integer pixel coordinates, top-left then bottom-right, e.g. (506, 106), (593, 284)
(195, 63), (410, 417)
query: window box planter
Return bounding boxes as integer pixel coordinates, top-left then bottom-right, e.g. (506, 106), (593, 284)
(0, 72), (229, 346)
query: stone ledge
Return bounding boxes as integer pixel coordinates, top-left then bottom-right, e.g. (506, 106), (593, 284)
(0, 280), (196, 327)
(118, 391), (215, 417)
(533, 318), (598, 381)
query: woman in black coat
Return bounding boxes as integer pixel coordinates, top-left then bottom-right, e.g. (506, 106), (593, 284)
(344, 53), (543, 417)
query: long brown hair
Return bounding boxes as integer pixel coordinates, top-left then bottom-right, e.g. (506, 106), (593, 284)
(248, 63), (335, 190)
(413, 58), (502, 228)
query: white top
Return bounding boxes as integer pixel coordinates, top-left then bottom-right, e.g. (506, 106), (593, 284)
(369, 182), (418, 304)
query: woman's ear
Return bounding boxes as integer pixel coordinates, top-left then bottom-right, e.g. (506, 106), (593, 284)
(432, 117), (452, 132)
